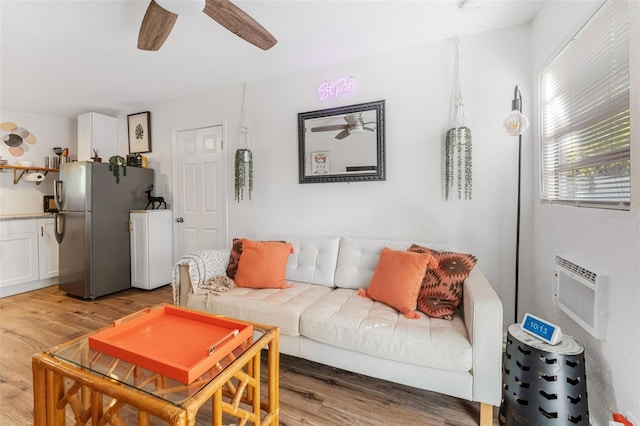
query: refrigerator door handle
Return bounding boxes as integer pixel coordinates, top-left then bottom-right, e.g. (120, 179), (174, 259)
(54, 212), (65, 244)
(54, 180), (64, 211)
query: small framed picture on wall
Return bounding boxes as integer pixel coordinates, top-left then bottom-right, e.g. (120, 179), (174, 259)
(310, 151), (330, 175)
(128, 111), (151, 153)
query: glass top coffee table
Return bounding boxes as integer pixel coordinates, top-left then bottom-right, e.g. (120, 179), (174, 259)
(32, 304), (280, 426)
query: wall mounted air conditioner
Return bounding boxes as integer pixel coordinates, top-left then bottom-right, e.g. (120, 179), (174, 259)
(552, 254), (608, 340)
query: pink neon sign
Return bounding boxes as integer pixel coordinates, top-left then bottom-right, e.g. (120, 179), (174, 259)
(318, 77), (357, 101)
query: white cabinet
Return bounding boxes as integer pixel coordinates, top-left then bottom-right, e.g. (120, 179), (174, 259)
(130, 210), (173, 290)
(0, 217), (59, 297)
(37, 218), (59, 279)
(77, 112), (117, 161)
(0, 219), (39, 288)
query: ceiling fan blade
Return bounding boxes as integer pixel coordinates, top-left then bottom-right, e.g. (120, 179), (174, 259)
(202, 0), (277, 50)
(312, 124), (348, 132)
(138, 0), (178, 51)
(344, 115), (358, 126)
(335, 129), (350, 140)
(364, 127), (375, 132)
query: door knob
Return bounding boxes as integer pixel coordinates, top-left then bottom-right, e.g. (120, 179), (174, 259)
(176, 217), (184, 223)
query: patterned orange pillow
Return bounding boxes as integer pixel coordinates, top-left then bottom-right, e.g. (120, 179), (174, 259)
(226, 238), (243, 279)
(409, 244), (477, 320)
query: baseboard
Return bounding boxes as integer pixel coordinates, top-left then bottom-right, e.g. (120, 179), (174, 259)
(0, 277), (58, 298)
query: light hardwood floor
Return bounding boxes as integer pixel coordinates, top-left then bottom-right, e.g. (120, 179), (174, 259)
(0, 285), (498, 425)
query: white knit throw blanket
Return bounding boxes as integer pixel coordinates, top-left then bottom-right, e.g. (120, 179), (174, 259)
(171, 250), (234, 306)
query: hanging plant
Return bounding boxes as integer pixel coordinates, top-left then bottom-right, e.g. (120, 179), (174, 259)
(234, 83), (255, 203)
(108, 155), (126, 183)
(234, 148), (253, 202)
(444, 37), (473, 200)
(445, 126), (472, 200)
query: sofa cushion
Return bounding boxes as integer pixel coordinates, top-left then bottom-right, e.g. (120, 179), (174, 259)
(409, 244), (477, 320)
(361, 248), (437, 319)
(300, 288), (472, 372)
(234, 239), (294, 288)
(335, 237), (449, 289)
(335, 238), (413, 289)
(187, 282), (333, 336)
(253, 233), (340, 287)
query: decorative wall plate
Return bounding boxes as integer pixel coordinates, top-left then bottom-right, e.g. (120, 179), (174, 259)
(1, 121), (37, 157)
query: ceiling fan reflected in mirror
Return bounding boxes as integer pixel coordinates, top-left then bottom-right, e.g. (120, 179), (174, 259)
(138, 0), (277, 51)
(311, 114), (376, 140)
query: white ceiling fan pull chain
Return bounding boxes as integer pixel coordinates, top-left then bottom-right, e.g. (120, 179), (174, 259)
(451, 36), (466, 130)
(239, 82), (250, 150)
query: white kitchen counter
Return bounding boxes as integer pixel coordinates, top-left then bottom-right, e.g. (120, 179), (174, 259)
(0, 213), (54, 221)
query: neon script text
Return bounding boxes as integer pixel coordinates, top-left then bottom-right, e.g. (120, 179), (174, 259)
(318, 78), (357, 101)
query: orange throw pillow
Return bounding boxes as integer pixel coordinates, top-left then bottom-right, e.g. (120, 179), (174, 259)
(226, 238), (288, 279)
(234, 239), (294, 289)
(359, 247), (437, 319)
(409, 244), (477, 320)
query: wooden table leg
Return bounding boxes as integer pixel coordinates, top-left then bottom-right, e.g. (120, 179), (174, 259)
(212, 389), (222, 426)
(80, 341), (91, 410)
(138, 410), (150, 426)
(91, 391), (103, 425)
(268, 330), (280, 425)
(32, 357), (47, 426)
(252, 351), (261, 421)
(45, 369), (66, 425)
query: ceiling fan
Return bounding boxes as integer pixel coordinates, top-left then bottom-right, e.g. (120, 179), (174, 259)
(137, 0), (277, 51)
(311, 114), (376, 140)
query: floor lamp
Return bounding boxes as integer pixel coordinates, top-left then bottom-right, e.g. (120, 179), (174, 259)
(503, 85), (529, 324)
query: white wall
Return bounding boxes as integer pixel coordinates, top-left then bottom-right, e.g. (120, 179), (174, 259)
(0, 111), (76, 215)
(139, 25), (530, 328)
(529, 1), (640, 424)
(138, 16), (640, 421)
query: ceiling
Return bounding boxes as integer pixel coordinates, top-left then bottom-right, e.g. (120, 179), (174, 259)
(0, 0), (544, 119)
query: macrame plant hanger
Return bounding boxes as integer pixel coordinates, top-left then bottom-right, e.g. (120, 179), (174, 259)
(235, 83), (253, 202)
(445, 37), (472, 200)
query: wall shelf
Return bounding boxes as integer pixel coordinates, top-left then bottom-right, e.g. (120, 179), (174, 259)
(0, 165), (59, 185)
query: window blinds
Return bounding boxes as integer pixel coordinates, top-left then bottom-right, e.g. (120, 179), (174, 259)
(540, 0), (630, 210)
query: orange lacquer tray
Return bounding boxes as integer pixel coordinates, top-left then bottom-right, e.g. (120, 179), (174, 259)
(88, 305), (253, 384)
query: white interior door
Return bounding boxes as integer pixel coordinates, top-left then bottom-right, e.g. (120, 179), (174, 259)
(174, 125), (227, 259)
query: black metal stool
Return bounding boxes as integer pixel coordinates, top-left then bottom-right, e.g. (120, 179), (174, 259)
(499, 324), (588, 425)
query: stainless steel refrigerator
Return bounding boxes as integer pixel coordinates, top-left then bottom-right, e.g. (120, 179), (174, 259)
(53, 161), (154, 299)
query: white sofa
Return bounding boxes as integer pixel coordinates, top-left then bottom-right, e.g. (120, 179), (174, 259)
(174, 234), (503, 425)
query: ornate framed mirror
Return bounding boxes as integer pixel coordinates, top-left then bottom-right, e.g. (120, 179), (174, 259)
(298, 100), (385, 184)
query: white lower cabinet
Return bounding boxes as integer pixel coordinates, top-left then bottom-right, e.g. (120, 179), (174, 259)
(130, 210), (173, 290)
(38, 218), (59, 279)
(0, 217), (59, 297)
(0, 219), (39, 287)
